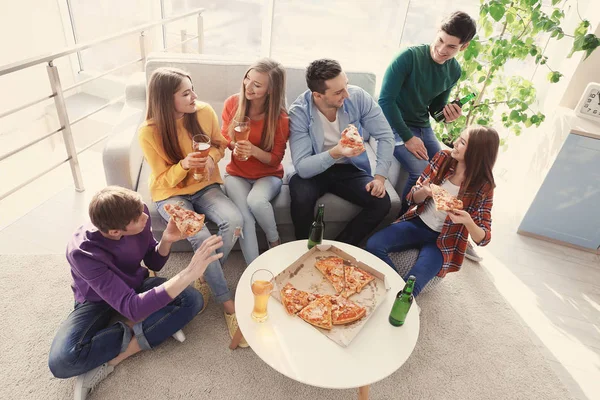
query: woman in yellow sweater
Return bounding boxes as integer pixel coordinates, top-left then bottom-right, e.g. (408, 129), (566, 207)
(138, 67), (245, 345)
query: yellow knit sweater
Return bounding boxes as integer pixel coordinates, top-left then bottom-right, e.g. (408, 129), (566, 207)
(138, 102), (226, 202)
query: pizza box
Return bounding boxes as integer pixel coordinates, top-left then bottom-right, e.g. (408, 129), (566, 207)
(271, 244), (390, 347)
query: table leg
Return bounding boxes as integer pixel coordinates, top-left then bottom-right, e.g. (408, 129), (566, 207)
(229, 327), (244, 350)
(358, 385), (369, 400)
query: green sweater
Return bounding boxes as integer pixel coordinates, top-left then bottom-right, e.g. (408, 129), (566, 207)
(378, 44), (461, 142)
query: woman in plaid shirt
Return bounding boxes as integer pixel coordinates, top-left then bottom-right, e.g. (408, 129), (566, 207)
(366, 126), (500, 296)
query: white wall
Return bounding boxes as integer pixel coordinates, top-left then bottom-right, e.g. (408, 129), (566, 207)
(530, 0), (600, 112)
(559, 21), (600, 108)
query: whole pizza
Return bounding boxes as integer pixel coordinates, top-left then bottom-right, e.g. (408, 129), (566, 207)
(279, 256), (374, 331)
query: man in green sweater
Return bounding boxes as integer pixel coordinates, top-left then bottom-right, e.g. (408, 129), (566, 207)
(379, 11), (483, 261)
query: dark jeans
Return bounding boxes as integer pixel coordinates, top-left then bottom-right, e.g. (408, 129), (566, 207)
(365, 217), (443, 296)
(289, 164), (391, 246)
(393, 126), (441, 214)
(48, 277), (203, 379)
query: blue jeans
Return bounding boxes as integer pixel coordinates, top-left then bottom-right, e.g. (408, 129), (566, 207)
(48, 277), (203, 379)
(223, 175), (282, 265)
(156, 183), (243, 303)
(289, 164), (391, 246)
(393, 126), (441, 203)
(365, 217), (443, 296)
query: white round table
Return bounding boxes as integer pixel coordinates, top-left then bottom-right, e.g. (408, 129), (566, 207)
(234, 240), (420, 400)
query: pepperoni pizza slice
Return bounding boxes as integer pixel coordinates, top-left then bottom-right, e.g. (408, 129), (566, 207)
(163, 203), (205, 237)
(341, 265), (375, 298)
(330, 294), (367, 325)
(314, 256), (346, 294)
(280, 283), (316, 315)
(297, 295), (333, 330)
(430, 183), (463, 211)
(339, 124), (365, 151)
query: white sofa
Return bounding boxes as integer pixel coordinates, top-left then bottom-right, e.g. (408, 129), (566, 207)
(103, 53), (407, 251)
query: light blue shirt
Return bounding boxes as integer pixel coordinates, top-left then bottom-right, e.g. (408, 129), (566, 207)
(288, 85), (394, 179)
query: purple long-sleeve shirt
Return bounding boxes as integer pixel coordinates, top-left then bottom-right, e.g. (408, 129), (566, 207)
(67, 206), (172, 322)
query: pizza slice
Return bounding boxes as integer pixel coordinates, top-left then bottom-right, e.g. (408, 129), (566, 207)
(430, 183), (463, 211)
(280, 283), (316, 315)
(314, 256), (345, 294)
(163, 203), (205, 237)
(341, 265), (375, 298)
(339, 124), (365, 151)
(330, 295), (367, 325)
(297, 295), (333, 330)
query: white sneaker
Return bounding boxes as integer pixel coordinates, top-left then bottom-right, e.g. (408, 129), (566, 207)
(465, 242), (483, 262)
(74, 363), (114, 400)
(171, 329), (186, 342)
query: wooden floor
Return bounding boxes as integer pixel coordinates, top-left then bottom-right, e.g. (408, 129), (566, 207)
(0, 127), (598, 399)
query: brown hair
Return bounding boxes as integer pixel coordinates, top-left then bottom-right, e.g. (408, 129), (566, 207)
(89, 186), (144, 233)
(229, 58), (287, 152)
(434, 126), (500, 194)
(146, 67), (215, 165)
(441, 11), (477, 44)
(305, 59), (342, 94)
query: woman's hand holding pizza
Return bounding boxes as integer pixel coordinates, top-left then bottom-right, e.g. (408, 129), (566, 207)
(447, 209), (474, 226)
(418, 178), (432, 197)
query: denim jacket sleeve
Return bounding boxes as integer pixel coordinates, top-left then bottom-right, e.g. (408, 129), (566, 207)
(355, 88), (394, 178)
(288, 99), (337, 179)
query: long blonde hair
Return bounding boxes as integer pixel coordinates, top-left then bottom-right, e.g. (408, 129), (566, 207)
(146, 67), (211, 165)
(228, 59), (287, 152)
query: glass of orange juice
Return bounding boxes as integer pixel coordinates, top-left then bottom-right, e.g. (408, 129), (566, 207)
(251, 269), (274, 322)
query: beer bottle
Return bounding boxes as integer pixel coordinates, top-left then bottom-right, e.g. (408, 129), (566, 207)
(433, 92), (477, 122)
(389, 275), (416, 326)
(307, 204), (325, 249)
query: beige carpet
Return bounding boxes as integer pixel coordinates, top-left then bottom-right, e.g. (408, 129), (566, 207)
(0, 252), (573, 400)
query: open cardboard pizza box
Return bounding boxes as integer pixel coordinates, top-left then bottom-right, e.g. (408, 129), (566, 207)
(272, 244), (390, 347)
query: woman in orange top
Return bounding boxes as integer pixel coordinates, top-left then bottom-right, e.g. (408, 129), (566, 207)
(138, 68), (245, 345)
(222, 59), (290, 264)
(366, 126), (499, 296)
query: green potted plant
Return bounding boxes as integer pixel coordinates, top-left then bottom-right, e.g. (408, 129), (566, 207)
(434, 0), (600, 146)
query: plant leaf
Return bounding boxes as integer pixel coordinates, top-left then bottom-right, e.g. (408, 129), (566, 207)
(510, 110), (521, 122)
(489, 2), (505, 22)
(547, 71), (562, 83)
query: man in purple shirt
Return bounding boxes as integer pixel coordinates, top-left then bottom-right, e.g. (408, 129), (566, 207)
(48, 186), (223, 400)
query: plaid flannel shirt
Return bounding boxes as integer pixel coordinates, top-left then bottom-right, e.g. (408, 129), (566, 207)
(399, 150), (494, 277)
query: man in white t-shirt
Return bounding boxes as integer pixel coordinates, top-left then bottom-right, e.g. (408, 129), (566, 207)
(288, 59), (395, 245)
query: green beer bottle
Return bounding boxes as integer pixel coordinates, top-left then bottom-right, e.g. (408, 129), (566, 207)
(433, 92), (477, 122)
(389, 275), (416, 326)
(307, 204), (325, 250)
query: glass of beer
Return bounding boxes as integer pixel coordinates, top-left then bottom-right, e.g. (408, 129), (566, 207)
(233, 116), (251, 161)
(251, 269), (275, 323)
(192, 134), (211, 181)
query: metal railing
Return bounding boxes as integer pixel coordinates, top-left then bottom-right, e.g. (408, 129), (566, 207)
(0, 8), (205, 201)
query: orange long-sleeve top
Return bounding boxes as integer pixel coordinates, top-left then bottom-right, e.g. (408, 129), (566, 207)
(221, 94), (289, 180)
